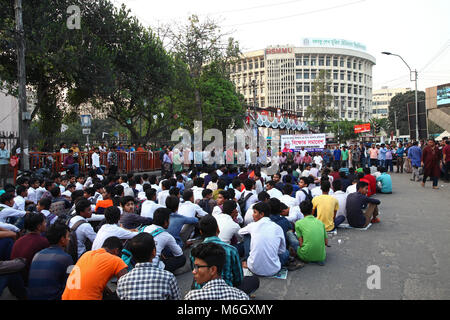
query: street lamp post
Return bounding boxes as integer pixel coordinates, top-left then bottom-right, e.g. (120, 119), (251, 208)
(381, 52), (419, 141)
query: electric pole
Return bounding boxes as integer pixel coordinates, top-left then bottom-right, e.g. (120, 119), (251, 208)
(15, 0), (30, 170)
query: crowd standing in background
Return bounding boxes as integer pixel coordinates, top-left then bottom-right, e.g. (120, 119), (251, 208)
(0, 136), (448, 300)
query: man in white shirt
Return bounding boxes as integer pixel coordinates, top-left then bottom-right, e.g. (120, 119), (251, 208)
(295, 177), (312, 205)
(243, 191), (271, 226)
(279, 184), (299, 208)
(75, 176), (85, 191)
(301, 164), (312, 177)
(215, 200), (241, 244)
(332, 180), (348, 223)
(231, 179), (242, 201)
(141, 188), (164, 219)
(178, 190), (208, 219)
(157, 180), (171, 206)
(240, 179), (258, 212)
(265, 180), (282, 199)
(299, 147), (307, 158)
(59, 143), (69, 154)
(309, 164), (319, 179)
(0, 193), (27, 225)
(238, 202), (288, 277)
(27, 178), (40, 205)
(92, 206), (138, 250)
(91, 147), (103, 175)
(244, 145), (252, 167)
(143, 208), (186, 273)
(191, 178), (205, 203)
(313, 154), (323, 171)
(13, 185), (28, 211)
(68, 199), (97, 259)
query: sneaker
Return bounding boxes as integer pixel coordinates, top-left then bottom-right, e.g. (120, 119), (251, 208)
(287, 260), (305, 271)
(371, 217), (381, 223)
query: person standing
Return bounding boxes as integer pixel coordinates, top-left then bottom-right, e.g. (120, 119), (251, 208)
(421, 139), (442, 189)
(368, 144), (379, 167)
(408, 141), (422, 182)
(0, 142), (10, 188)
(443, 140), (450, 182)
(333, 146), (341, 169)
(384, 145), (393, 173)
(396, 143), (405, 173)
(351, 145), (360, 169)
(107, 145), (118, 176)
(341, 146), (349, 168)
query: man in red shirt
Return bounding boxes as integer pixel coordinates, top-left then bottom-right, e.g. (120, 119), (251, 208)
(11, 212), (49, 285)
(362, 168), (376, 197)
(443, 139), (450, 182)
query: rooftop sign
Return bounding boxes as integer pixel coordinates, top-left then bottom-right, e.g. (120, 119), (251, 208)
(302, 38), (366, 51)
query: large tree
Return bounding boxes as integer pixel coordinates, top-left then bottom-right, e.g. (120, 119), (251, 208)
(388, 90), (425, 136)
(306, 69), (337, 133)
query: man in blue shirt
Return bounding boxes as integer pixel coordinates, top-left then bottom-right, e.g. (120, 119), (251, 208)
(28, 223), (73, 300)
(396, 143), (405, 173)
(376, 167), (392, 194)
(165, 196), (198, 248)
(407, 141), (422, 182)
(379, 144), (387, 168)
(333, 146), (341, 170)
(190, 215), (259, 296)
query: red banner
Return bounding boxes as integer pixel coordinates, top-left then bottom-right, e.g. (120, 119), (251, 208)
(354, 123), (371, 133)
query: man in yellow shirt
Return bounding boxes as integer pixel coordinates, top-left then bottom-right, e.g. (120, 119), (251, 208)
(312, 180), (342, 232)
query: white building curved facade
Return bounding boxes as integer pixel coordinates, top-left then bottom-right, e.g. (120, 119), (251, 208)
(230, 40), (376, 132)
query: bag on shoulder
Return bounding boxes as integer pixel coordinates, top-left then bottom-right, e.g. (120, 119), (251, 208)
(238, 192), (253, 213)
(65, 218), (91, 264)
(301, 189), (313, 202)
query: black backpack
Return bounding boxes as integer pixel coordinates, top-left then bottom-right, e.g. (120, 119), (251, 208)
(65, 218), (92, 263)
(238, 192), (253, 213)
(300, 189), (313, 202)
(198, 199), (212, 214)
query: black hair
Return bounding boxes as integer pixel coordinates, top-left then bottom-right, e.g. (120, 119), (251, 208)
(145, 188), (157, 200)
(46, 222), (70, 245)
(253, 201), (271, 217)
(128, 233), (156, 263)
(114, 185), (124, 197)
(199, 215), (218, 238)
(153, 208), (171, 227)
(162, 179), (171, 190)
(299, 176), (309, 186)
(222, 200), (237, 215)
(38, 197), (51, 210)
(24, 212), (45, 232)
(183, 190), (194, 201)
(363, 167), (371, 175)
(102, 236), (124, 252)
(217, 179), (227, 190)
(105, 206), (121, 224)
(268, 198), (281, 216)
(339, 171), (347, 178)
(16, 185), (27, 196)
(300, 200), (313, 216)
(121, 175), (128, 183)
(149, 175), (157, 184)
(165, 195), (179, 213)
(357, 172), (365, 180)
(257, 191), (270, 202)
(332, 179), (342, 192)
(75, 199), (92, 215)
(218, 190), (229, 200)
(232, 178), (241, 189)
(357, 181), (369, 190)
(93, 183), (104, 191)
(282, 184), (293, 195)
(71, 190), (85, 203)
(266, 180), (276, 187)
(142, 173), (149, 180)
(194, 177), (205, 188)
(320, 180), (331, 193)
(120, 196), (135, 207)
(190, 242), (226, 275)
(50, 187), (61, 198)
(169, 187), (180, 197)
(128, 178), (136, 187)
(202, 189), (213, 198)
(244, 179), (254, 191)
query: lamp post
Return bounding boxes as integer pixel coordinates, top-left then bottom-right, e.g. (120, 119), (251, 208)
(381, 52), (419, 141)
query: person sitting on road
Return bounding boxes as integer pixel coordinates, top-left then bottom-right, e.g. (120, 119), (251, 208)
(346, 181), (381, 228)
(376, 167), (393, 194)
(311, 180), (342, 232)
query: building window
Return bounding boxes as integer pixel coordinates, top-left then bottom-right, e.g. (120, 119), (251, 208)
(249, 62), (253, 70)
(326, 56), (331, 66)
(347, 72), (351, 81)
(311, 56), (317, 66)
(304, 70), (310, 79)
(296, 72), (302, 79)
(354, 87), (358, 94)
(319, 56), (324, 66)
(296, 59), (302, 66)
(347, 59), (352, 69)
(340, 71), (345, 80)
(296, 84), (302, 92)
(334, 84), (338, 93)
(340, 84), (345, 93)
(348, 97), (353, 108)
(359, 73), (362, 82)
(353, 61), (357, 69)
(303, 57), (309, 66)
(333, 57), (338, 67)
(304, 96), (310, 107)
(260, 60), (264, 68)
(340, 58), (344, 67)
(348, 85), (352, 94)
(333, 71), (338, 80)
(358, 62), (362, 70)
(311, 70), (317, 80)
(296, 97), (303, 107)
(304, 84), (310, 92)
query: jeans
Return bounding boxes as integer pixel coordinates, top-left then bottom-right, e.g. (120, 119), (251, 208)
(66, 163), (79, 176)
(162, 254), (186, 273)
(423, 175), (438, 187)
(334, 215), (345, 228)
(370, 159), (378, 167)
(396, 157), (404, 173)
(0, 273), (27, 300)
(286, 230), (299, 253)
(278, 249), (290, 267)
(0, 238), (14, 260)
(444, 162), (450, 181)
(385, 159), (393, 172)
(379, 159), (385, 168)
(412, 166), (420, 181)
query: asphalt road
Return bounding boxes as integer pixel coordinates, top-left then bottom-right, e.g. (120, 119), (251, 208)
(175, 173), (450, 300)
(1, 172), (449, 300)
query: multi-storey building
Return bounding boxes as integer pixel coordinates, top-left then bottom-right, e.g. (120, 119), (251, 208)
(372, 87), (410, 119)
(229, 39), (376, 133)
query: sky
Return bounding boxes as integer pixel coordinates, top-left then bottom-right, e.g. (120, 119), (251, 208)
(112, 0), (450, 91)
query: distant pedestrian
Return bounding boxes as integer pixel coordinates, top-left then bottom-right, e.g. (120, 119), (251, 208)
(421, 139), (442, 189)
(0, 142), (10, 188)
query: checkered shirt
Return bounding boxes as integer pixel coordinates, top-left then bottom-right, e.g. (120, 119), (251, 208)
(116, 262), (181, 300)
(184, 278), (249, 300)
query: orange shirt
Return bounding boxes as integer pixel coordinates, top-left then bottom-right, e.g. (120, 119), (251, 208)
(95, 199), (113, 212)
(62, 248), (127, 300)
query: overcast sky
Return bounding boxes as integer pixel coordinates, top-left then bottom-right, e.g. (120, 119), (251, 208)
(113, 0), (450, 91)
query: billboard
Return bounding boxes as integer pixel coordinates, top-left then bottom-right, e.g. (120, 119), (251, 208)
(354, 123), (371, 133)
(437, 84), (450, 106)
(280, 134), (326, 152)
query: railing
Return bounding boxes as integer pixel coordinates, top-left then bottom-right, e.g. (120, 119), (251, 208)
(28, 151), (162, 175)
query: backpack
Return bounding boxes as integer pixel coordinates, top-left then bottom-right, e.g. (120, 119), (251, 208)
(65, 218), (92, 264)
(198, 199), (212, 214)
(238, 192), (253, 213)
(45, 213), (57, 229)
(121, 226), (165, 271)
(300, 189), (313, 202)
(50, 200), (69, 217)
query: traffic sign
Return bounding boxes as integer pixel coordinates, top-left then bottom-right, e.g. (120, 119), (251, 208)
(82, 128), (91, 135)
